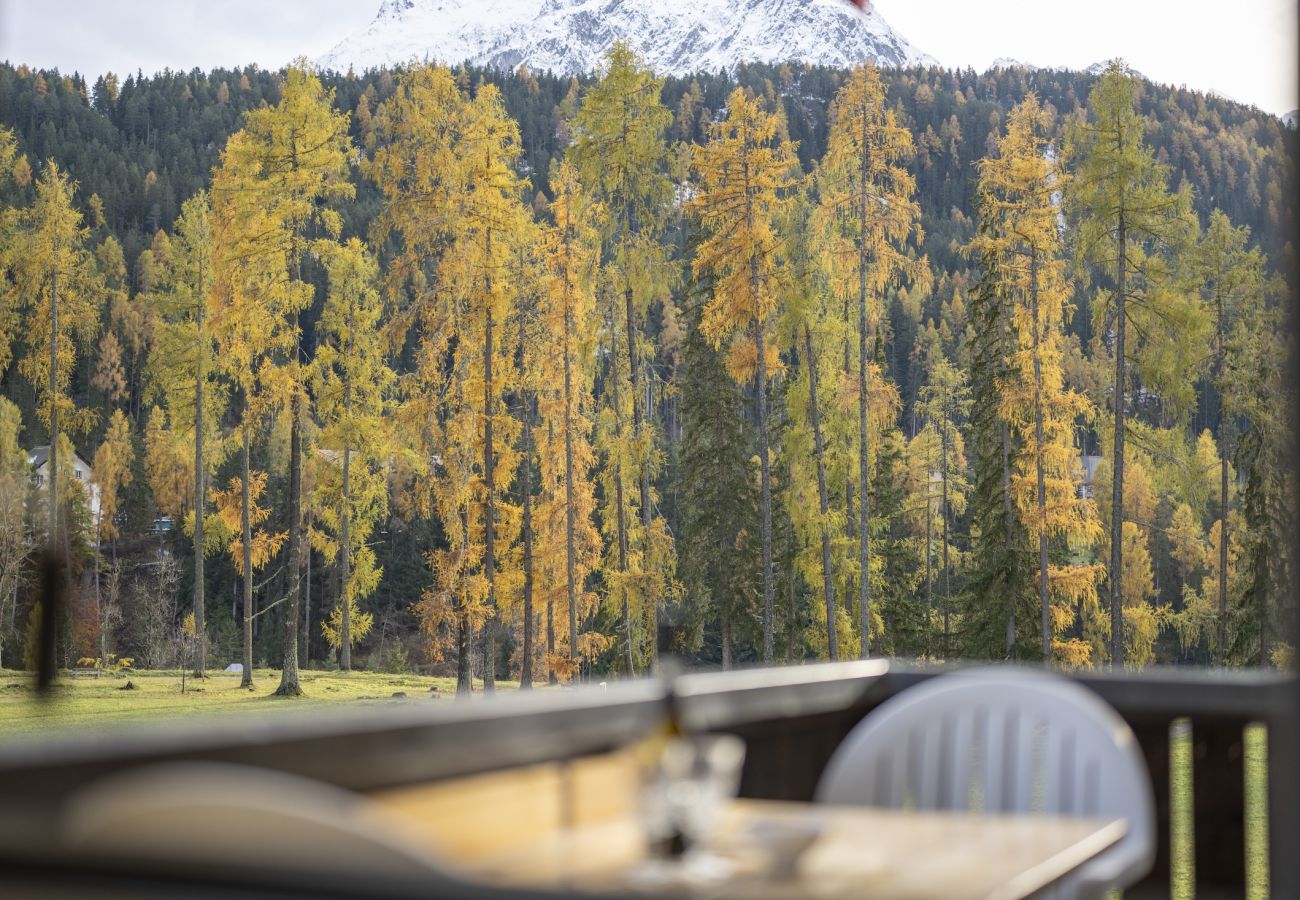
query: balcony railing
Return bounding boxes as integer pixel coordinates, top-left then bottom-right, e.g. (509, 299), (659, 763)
(0, 661), (1294, 898)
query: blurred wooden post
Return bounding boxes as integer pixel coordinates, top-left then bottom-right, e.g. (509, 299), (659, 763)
(35, 550), (64, 697)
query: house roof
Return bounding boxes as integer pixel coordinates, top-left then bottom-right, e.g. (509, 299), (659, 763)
(27, 445), (92, 470)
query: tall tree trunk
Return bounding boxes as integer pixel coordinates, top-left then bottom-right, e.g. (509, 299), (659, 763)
(1002, 422), (1015, 656)
(456, 506), (472, 696)
(941, 419), (951, 658)
(546, 539), (557, 686)
(721, 609), (732, 671)
(340, 291), (356, 673)
(842, 300), (855, 547)
(1032, 250), (1051, 664)
(1110, 216), (1128, 669)
(482, 298), (496, 695)
(193, 275), (207, 677)
(276, 169), (306, 697)
(610, 320), (633, 677)
(275, 316), (304, 697)
(803, 325), (837, 661)
(786, 552), (796, 663)
(926, 478), (933, 644)
(303, 513), (311, 668)
(93, 514), (103, 674)
(856, 204), (872, 658)
(1215, 297), (1229, 667)
(627, 280), (651, 531)
(240, 427), (254, 688)
(622, 292), (639, 676)
(520, 392), (534, 689)
(340, 444), (352, 671)
(48, 265), (58, 548)
(752, 274), (775, 665)
(562, 298), (578, 685)
(620, 134), (651, 539)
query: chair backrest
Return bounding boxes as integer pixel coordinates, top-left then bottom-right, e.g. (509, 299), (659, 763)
(61, 762), (458, 880)
(814, 667), (1155, 896)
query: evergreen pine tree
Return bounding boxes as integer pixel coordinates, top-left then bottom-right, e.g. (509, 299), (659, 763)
(675, 301), (760, 670)
(962, 249), (1036, 658)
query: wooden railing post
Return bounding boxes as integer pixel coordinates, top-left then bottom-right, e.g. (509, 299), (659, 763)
(1190, 717), (1247, 891)
(1269, 706), (1298, 897)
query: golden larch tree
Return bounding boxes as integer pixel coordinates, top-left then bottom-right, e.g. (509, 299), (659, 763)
(8, 161), (102, 545)
(815, 64), (927, 657)
(690, 87), (798, 663)
(569, 43), (674, 612)
(310, 239), (394, 670)
(536, 161), (603, 680)
(143, 191), (226, 676)
(218, 62), (354, 696)
(972, 95), (1103, 665)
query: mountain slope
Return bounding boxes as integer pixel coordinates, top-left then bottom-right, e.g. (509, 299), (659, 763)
(317, 0), (936, 75)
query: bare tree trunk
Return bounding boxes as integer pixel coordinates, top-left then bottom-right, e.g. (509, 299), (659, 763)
(786, 554), (796, 663)
(856, 220), (872, 658)
(482, 298), (496, 695)
(926, 482), (933, 647)
(941, 419), (951, 658)
(842, 300), (856, 558)
(339, 289), (356, 672)
(340, 445), (352, 671)
(193, 259), (207, 677)
(241, 427), (254, 688)
(48, 265), (58, 547)
(456, 507), (472, 696)
(803, 325), (837, 661)
(753, 287), (775, 665)
(93, 517), (103, 675)
(275, 335), (304, 696)
(627, 280), (651, 532)
(519, 393), (534, 689)
(1032, 250), (1051, 664)
(302, 511), (311, 668)
(1003, 418), (1015, 656)
(562, 296), (578, 684)
(624, 292), (642, 676)
(721, 609), (732, 671)
(609, 316), (634, 677)
(1110, 216), (1128, 669)
(1215, 296), (1229, 667)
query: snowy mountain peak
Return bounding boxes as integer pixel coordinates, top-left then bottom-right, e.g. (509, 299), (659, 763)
(988, 57), (1039, 71)
(318, 0), (937, 77)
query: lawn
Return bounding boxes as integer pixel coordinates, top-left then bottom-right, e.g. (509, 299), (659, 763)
(0, 667), (488, 737)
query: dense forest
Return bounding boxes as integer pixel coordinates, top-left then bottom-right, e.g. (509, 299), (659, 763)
(0, 49), (1294, 691)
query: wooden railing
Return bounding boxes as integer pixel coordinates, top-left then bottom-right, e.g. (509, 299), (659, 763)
(676, 662), (1298, 899)
(0, 661), (1294, 898)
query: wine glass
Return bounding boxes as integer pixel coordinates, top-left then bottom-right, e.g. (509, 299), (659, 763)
(637, 733), (746, 884)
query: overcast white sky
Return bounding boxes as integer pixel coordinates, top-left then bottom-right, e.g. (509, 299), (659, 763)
(0, 0), (1295, 114)
(877, 0), (1298, 115)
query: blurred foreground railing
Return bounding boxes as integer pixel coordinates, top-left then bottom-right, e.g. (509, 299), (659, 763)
(678, 663), (1296, 899)
(0, 660), (1294, 898)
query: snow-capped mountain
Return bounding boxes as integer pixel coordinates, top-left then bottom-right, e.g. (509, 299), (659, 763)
(317, 0), (936, 76)
(988, 57), (1040, 71)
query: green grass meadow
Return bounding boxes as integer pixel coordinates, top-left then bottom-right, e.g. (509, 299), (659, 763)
(0, 667), (481, 738)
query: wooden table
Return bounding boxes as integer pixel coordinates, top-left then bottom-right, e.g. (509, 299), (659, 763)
(447, 799), (1125, 900)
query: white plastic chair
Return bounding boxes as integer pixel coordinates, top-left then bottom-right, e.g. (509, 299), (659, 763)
(814, 667), (1155, 899)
